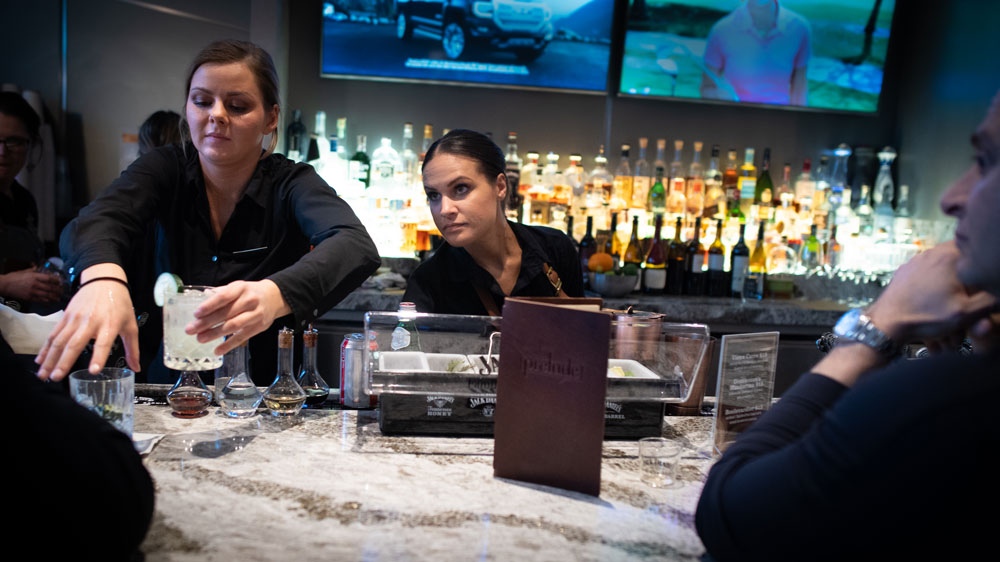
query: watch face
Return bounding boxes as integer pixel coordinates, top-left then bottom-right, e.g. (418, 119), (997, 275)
(834, 308), (862, 336)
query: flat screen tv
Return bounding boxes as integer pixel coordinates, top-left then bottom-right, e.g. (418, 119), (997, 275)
(320, 0), (616, 93)
(619, 0), (897, 112)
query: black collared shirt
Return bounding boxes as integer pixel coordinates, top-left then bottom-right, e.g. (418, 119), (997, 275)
(403, 221), (583, 315)
(61, 144), (379, 383)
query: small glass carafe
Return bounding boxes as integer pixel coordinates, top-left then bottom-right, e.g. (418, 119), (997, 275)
(262, 327), (307, 417)
(297, 326), (330, 408)
(218, 341), (262, 418)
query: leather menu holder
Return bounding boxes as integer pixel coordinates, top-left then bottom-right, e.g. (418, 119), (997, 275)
(493, 297), (610, 497)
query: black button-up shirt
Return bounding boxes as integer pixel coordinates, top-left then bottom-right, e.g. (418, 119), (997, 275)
(403, 221), (583, 315)
(61, 144), (379, 383)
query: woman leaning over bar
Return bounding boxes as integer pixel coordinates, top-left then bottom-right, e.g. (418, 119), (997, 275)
(403, 129), (583, 315)
(36, 39), (379, 383)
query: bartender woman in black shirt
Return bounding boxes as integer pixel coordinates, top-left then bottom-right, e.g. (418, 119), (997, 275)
(403, 129), (582, 315)
(36, 40), (379, 383)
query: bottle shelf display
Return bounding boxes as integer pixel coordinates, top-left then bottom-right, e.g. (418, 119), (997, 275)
(286, 113), (945, 296)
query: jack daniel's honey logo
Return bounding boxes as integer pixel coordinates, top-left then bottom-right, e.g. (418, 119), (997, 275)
(521, 352), (584, 380)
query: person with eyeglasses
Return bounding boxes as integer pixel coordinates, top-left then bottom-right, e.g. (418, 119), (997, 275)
(0, 92), (62, 309)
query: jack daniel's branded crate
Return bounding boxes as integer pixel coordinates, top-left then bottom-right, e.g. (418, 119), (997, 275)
(365, 311), (707, 440)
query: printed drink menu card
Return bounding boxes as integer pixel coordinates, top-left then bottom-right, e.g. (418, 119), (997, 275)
(493, 297), (610, 497)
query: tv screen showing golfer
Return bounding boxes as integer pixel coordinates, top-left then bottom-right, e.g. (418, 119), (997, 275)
(620, 0), (897, 112)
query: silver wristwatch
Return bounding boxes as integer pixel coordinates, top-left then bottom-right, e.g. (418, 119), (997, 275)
(833, 308), (899, 355)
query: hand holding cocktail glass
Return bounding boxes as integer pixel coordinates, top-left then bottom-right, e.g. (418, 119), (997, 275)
(35, 263), (290, 381)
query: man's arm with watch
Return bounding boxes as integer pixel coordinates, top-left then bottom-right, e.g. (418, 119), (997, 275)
(813, 242), (998, 389)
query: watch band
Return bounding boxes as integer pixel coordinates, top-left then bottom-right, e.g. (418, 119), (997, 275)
(834, 309), (899, 356)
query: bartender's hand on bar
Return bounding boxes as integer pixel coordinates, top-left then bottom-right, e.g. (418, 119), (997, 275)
(814, 242), (998, 388)
(185, 279), (291, 357)
(35, 263), (141, 381)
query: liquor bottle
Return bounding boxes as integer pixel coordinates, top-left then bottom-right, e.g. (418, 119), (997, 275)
(752, 147), (773, 223)
(604, 212), (620, 263)
(565, 215), (577, 250)
(401, 122), (418, 188)
(729, 222), (750, 298)
(794, 159), (815, 211)
(744, 220), (766, 300)
(298, 326), (330, 407)
(521, 151), (540, 194)
(685, 216), (706, 295)
(667, 140), (686, 219)
(578, 215), (597, 287)
(505, 132), (523, 222)
(349, 134), (371, 189)
(420, 123), (434, 164)
(856, 184), (874, 236)
(826, 225), (842, 269)
(873, 146), (897, 240)
(703, 145), (725, 219)
(812, 155), (831, 240)
(262, 327), (307, 417)
(565, 153), (585, 196)
(612, 144), (633, 211)
(371, 137), (402, 190)
(632, 137), (651, 209)
(643, 214), (667, 294)
(828, 144), (851, 228)
(707, 218), (727, 297)
(800, 224), (823, 271)
(320, 134), (348, 192)
(653, 138), (667, 172)
(893, 184), (913, 243)
(775, 162), (793, 205)
(623, 215), (644, 291)
(648, 165), (666, 215)
(737, 148), (757, 218)
(391, 302), (422, 351)
(723, 149), (744, 223)
(686, 141), (705, 218)
(834, 187), (855, 231)
(312, 110), (330, 162)
(336, 118), (348, 161)
(666, 216), (687, 295)
(284, 109), (307, 161)
(588, 147), (613, 204)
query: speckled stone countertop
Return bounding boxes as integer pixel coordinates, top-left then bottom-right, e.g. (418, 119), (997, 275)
(331, 288), (846, 330)
(137, 405), (714, 561)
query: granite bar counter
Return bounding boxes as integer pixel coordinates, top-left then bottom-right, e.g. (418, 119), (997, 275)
(137, 404), (713, 561)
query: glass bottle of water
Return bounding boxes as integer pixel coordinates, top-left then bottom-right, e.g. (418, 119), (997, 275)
(218, 341), (262, 418)
(873, 146), (897, 240)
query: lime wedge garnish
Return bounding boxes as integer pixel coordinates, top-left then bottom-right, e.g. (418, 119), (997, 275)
(153, 273), (182, 307)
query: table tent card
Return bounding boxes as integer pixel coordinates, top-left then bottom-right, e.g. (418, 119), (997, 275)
(493, 297), (610, 497)
(712, 332), (780, 454)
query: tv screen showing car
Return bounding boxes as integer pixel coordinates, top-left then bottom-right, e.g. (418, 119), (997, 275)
(321, 0), (616, 93)
(619, 0), (897, 113)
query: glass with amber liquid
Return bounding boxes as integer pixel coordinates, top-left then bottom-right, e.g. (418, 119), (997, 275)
(263, 327), (307, 417)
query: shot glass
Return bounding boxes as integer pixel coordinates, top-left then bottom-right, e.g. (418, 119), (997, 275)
(69, 368), (135, 437)
(163, 285), (223, 371)
(639, 437), (682, 488)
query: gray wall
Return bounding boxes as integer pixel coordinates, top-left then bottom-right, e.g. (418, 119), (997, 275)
(893, 1), (1000, 220)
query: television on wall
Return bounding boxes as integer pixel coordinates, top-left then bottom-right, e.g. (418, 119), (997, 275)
(619, 0), (898, 113)
(320, 0), (616, 93)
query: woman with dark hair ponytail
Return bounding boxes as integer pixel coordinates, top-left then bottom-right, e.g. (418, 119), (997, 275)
(403, 129), (582, 315)
(38, 40), (379, 383)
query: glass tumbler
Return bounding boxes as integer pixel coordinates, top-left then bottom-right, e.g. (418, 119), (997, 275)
(69, 368), (134, 437)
